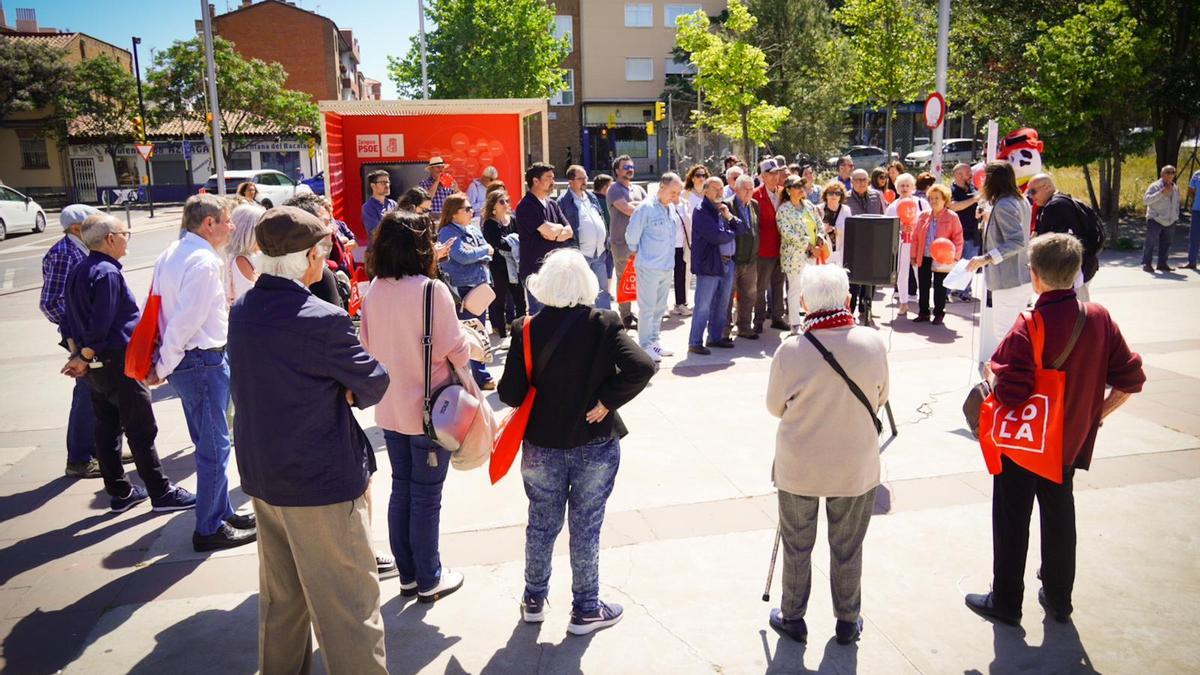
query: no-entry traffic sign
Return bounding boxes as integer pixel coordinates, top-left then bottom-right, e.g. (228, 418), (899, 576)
(923, 93), (946, 130)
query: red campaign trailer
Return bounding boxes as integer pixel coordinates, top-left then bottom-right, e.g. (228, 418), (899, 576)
(317, 98), (549, 240)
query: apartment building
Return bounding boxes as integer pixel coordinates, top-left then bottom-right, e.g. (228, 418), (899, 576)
(547, 0), (582, 173)
(577, 0), (725, 175)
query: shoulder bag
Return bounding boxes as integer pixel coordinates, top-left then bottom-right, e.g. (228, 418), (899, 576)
(421, 279), (496, 469)
(125, 264), (162, 381)
(488, 308), (586, 484)
(803, 331), (883, 436)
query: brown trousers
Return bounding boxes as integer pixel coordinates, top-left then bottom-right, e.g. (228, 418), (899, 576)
(255, 495), (387, 674)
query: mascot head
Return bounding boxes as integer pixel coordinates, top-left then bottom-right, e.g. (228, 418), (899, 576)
(995, 128), (1044, 190)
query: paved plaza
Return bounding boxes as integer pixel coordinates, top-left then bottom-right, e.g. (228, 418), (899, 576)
(0, 219), (1198, 673)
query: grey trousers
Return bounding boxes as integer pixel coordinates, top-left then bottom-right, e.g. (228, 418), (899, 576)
(778, 487), (876, 622)
(725, 261), (759, 338)
(754, 256), (785, 329)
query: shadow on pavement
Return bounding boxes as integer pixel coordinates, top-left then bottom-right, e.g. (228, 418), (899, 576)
(381, 593), (463, 673)
(480, 620), (596, 675)
(763, 629), (860, 674)
(0, 476), (74, 524)
(0, 509), (159, 585)
(965, 619), (1097, 675)
(127, 595), (258, 674)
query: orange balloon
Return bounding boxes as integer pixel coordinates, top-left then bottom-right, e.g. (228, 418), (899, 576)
(897, 198), (918, 227)
(884, 189), (896, 204)
(931, 237), (956, 265)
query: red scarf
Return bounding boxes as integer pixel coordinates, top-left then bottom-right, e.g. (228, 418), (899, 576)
(802, 308), (855, 333)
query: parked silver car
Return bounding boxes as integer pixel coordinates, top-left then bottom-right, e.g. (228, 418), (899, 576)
(825, 145), (894, 172)
(905, 138), (979, 169)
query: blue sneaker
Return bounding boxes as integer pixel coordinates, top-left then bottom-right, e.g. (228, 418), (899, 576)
(769, 608), (808, 643)
(151, 485), (197, 512)
(110, 484), (149, 513)
(521, 594), (546, 623)
(567, 601), (622, 636)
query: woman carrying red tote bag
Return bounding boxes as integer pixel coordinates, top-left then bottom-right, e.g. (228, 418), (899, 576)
(977, 305), (1085, 485)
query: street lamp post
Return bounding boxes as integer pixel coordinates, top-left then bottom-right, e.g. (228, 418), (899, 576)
(200, 0), (226, 195)
(131, 37), (155, 217)
(930, 0), (950, 178)
(417, 1), (430, 99)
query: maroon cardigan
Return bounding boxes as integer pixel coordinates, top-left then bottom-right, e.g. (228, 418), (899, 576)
(989, 289), (1145, 469)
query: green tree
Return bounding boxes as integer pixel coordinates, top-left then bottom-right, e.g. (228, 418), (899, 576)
(0, 38), (73, 123)
(387, 0), (569, 99)
(63, 55), (139, 169)
(746, 0), (851, 159)
(676, 0), (790, 163)
(144, 37), (318, 166)
(1126, 0), (1199, 172)
(833, 0), (935, 157)
(1023, 0), (1147, 228)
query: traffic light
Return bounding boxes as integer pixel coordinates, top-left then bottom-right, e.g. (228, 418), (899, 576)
(205, 112), (213, 124)
(654, 101), (666, 121)
(131, 116), (145, 141)
(645, 121), (655, 136)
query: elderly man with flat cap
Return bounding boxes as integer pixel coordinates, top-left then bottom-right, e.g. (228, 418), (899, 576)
(228, 206), (391, 674)
(418, 155), (457, 219)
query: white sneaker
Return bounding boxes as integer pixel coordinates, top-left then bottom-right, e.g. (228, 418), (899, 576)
(643, 343), (662, 362)
(669, 305), (682, 316)
(653, 341), (674, 357)
(676, 304), (693, 317)
(417, 569), (464, 603)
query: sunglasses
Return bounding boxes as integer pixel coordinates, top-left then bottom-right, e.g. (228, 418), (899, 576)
(460, 205), (474, 212)
(621, 165), (636, 171)
(695, 173), (708, 178)
(498, 198), (510, 204)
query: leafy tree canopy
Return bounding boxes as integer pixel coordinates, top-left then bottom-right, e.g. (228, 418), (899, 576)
(0, 38), (74, 123)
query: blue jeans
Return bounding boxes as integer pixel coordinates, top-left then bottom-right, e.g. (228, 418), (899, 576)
(456, 286), (493, 386)
(635, 265), (673, 348)
(522, 436), (620, 613)
(1188, 210), (1200, 266)
(383, 430), (451, 591)
(689, 260), (735, 347)
(585, 254), (612, 309)
(169, 349), (235, 535)
(521, 276), (544, 315)
(1142, 220), (1173, 267)
(67, 377), (97, 464)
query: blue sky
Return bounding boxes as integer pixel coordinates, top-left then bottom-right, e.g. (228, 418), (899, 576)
(18, 0), (420, 98)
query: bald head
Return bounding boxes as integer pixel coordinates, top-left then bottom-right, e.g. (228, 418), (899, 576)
(1027, 173), (1056, 206)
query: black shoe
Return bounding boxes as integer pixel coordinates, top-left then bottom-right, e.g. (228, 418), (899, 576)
(1158, 265), (1175, 272)
(623, 315), (637, 330)
(835, 617), (864, 645)
(226, 511), (256, 530)
(65, 459), (102, 479)
(965, 592), (1021, 626)
(1183, 263), (1198, 270)
(913, 313), (930, 323)
(688, 344), (712, 355)
(931, 314), (945, 325)
(738, 330), (759, 340)
(193, 523), (257, 552)
(376, 553), (398, 579)
(706, 338), (735, 349)
(1143, 264), (1156, 273)
(770, 320), (790, 331)
(1038, 588), (1072, 623)
(768, 608), (807, 643)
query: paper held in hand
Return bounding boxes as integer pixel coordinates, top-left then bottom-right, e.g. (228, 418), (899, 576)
(942, 258), (973, 291)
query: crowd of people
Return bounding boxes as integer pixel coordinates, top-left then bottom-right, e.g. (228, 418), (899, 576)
(36, 148), (1166, 669)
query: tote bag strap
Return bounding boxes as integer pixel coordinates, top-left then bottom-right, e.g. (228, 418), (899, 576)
(1050, 303), (1087, 370)
(522, 309), (586, 387)
(422, 279), (436, 438)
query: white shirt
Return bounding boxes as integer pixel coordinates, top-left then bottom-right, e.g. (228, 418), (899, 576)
(154, 232), (228, 379)
(573, 191), (607, 258)
(682, 190), (703, 246)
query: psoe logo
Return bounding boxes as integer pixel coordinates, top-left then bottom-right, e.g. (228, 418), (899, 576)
(357, 135), (381, 158)
(991, 394), (1049, 453)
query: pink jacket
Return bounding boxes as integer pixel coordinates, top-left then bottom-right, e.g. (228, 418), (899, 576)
(360, 276), (471, 435)
(911, 208), (964, 264)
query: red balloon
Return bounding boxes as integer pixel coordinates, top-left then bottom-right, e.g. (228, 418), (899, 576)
(896, 197), (918, 227)
(438, 171), (455, 189)
(971, 162), (986, 189)
(884, 189), (896, 204)
(931, 237), (956, 265)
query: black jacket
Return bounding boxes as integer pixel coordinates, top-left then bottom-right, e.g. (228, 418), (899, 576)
(498, 305), (655, 449)
(1036, 192), (1099, 281)
(229, 275), (390, 507)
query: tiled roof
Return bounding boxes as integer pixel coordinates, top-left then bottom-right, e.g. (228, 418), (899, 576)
(1, 31), (77, 49)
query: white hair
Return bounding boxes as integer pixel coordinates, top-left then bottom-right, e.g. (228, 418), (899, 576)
(227, 203), (265, 258)
(660, 172), (683, 188)
(895, 173), (916, 188)
(725, 165), (744, 180)
(80, 213), (121, 250)
(800, 264), (850, 312)
(735, 174), (755, 190)
(257, 250), (310, 281)
(525, 248), (599, 308)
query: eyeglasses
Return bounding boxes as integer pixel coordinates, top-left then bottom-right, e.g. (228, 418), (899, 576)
(460, 205), (474, 212)
(695, 173), (708, 179)
(110, 229), (132, 239)
(621, 165), (636, 171)
(498, 198), (510, 204)
(373, 180), (391, 185)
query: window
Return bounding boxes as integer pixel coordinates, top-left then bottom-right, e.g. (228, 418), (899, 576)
(0, 187), (23, 202)
(664, 57), (696, 76)
(550, 69), (575, 107)
(612, 127), (649, 159)
(79, 41), (86, 59)
(19, 137), (49, 169)
(625, 58), (653, 82)
(624, 3), (652, 27)
(554, 15), (573, 52)
(664, 4), (702, 28)
(256, 172), (279, 186)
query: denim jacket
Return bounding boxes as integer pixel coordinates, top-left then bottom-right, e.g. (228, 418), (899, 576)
(438, 221), (492, 288)
(625, 200), (679, 271)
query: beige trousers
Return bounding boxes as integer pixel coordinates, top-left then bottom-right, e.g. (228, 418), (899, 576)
(255, 495), (387, 675)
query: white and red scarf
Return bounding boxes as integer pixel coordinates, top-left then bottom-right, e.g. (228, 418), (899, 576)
(802, 308), (855, 333)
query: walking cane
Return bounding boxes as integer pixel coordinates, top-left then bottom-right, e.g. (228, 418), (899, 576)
(762, 524), (782, 602)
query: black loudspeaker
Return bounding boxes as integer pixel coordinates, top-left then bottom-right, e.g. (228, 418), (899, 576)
(842, 215), (899, 285)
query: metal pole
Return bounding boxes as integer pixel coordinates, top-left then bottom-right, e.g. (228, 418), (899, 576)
(417, 0), (430, 100)
(667, 93), (673, 172)
(930, 0), (949, 178)
(200, 1), (226, 195)
(131, 37), (155, 217)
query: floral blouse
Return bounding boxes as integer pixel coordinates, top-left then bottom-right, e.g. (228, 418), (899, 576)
(776, 200), (823, 274)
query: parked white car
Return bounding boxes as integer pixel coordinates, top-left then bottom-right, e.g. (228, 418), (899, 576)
(0, 183), (48, 240)
(905, 138), (979, 169)
(825, 146), (895, 172)
(202, 169), (312, 208)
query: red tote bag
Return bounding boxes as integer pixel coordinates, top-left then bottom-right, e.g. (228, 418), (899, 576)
(124, 280), (162, 381)
(616, 254), (637, 304)
(977, 309), (1079, 484)
(489, 318), (536, 484)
